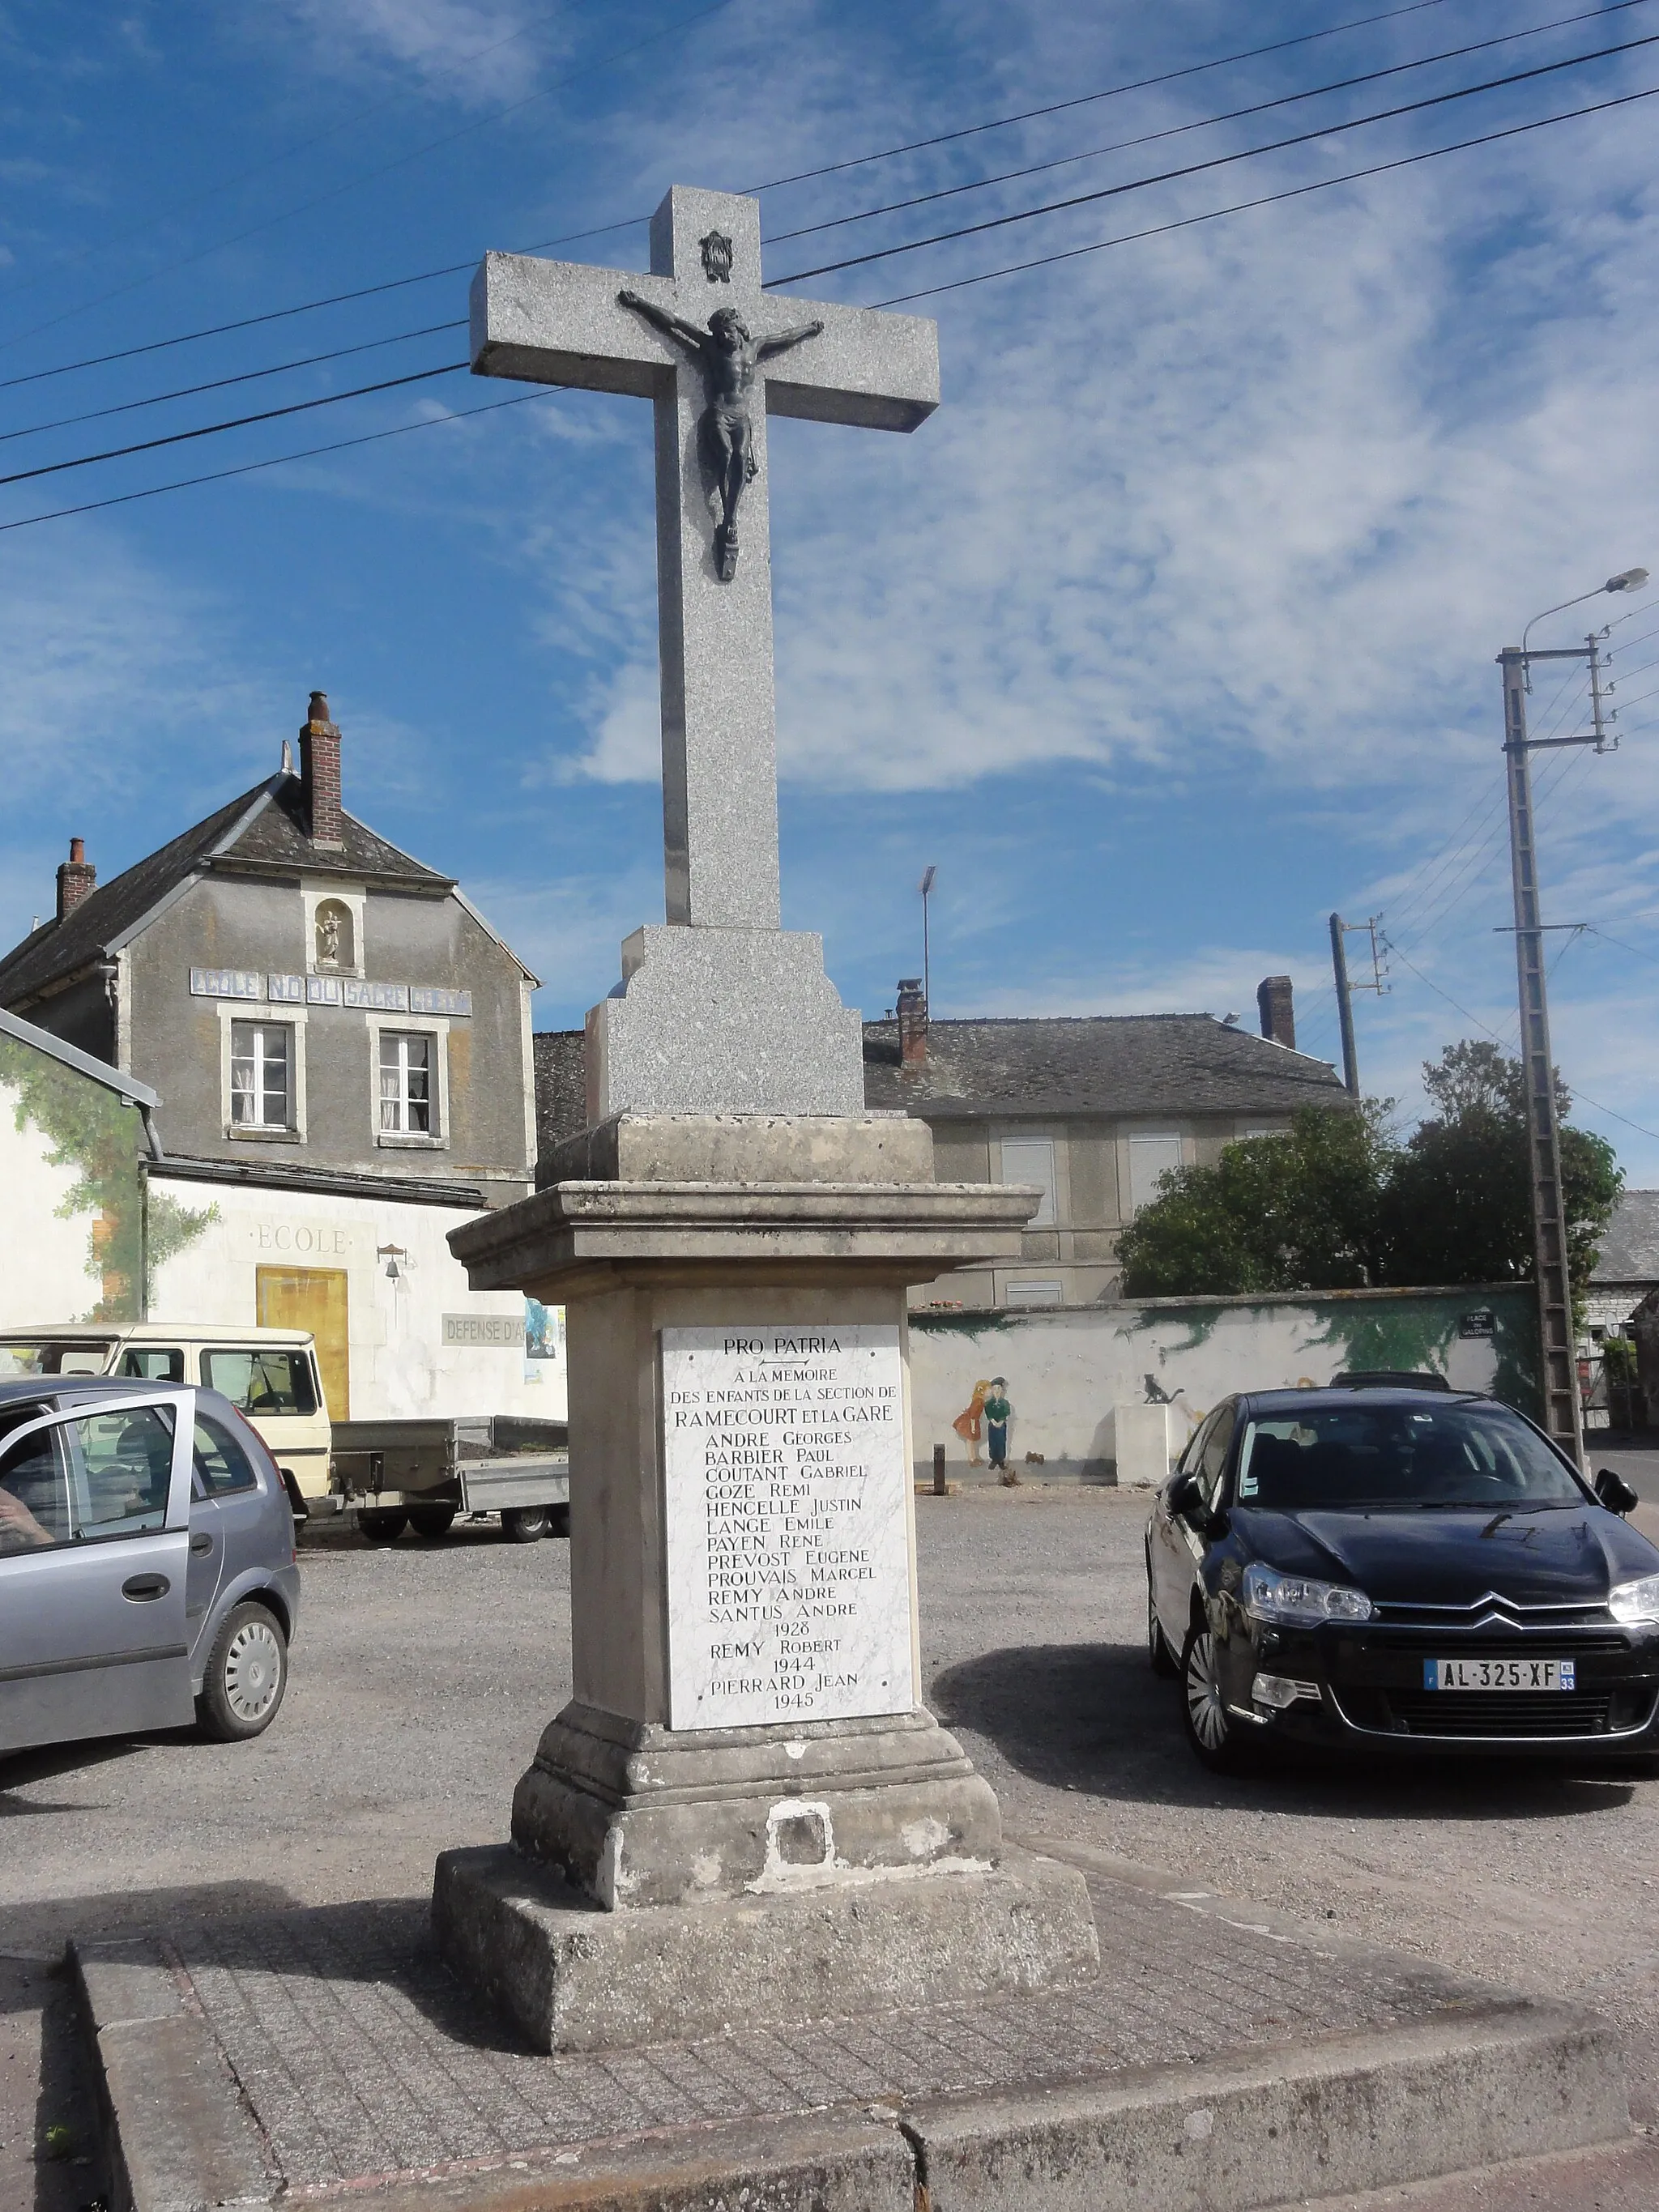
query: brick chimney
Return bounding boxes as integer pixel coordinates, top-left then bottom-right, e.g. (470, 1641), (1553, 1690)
(1257, 974), (1296, 1050)
(56, 837), (96, 921)
(299, 690), (344, 849)
(897, 976), (928, 1068)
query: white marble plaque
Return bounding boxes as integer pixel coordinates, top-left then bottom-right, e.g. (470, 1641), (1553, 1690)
(661, 1323), (915, 1729)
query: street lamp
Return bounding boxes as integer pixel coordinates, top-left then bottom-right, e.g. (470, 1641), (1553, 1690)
(1499, 565), (1649, 1464)
(1521, 568), (1650, 671)
(919, 865), (936, 1008)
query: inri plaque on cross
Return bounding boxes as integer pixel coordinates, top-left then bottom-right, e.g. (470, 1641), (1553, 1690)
(470, 186), (939, 935)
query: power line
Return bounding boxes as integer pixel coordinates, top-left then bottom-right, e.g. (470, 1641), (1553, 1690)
(1381, 933), (1507, 1038)
(751, 0), (1452, 201)
(15, 60), (1652, 505)
(0, 0), (742, 359)
(0, 321), (467, 447)
(0, 2), (575, 306)
(771, 28), (1659, 287)
(0, 362), (467, 490)
(9, 51), (1655, 521)
(7, 79), (1646, 527)
(865, 78), (1659, 308)
(766, 1), (1648, 249)
(0, 0), (1466, 394)
(0, 387), (555, 536)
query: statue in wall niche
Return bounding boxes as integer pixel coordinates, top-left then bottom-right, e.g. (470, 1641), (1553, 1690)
(616, 289), (823, 582)
(315, 903), (350, 970)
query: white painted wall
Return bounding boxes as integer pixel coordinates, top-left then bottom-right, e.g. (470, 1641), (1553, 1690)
(147, 1175), (565, 1421)
(910, 1294), (1520, 1480)
(0, 1076), (106, 1324)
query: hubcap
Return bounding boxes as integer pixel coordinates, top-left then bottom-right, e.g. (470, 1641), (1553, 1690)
(1184, 1631), (1229, 1750)
(224, 1619), (283, 1721)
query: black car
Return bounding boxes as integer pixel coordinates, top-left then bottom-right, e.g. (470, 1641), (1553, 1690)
(1145, 1385), (1657, 1771)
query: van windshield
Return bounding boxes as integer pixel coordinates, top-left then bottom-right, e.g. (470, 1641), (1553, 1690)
(0, 1340), (113, 1378)
(201, 1349), (316, 1417)
(1237, 1403), (1584, 1511)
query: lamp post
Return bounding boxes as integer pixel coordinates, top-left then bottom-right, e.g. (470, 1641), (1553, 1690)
(1501, 567), (1648, 1465)
(919, 864), (936, 1008)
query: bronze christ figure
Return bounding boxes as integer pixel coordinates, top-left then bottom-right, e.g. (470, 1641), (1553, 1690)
(618, 290), (823, 581)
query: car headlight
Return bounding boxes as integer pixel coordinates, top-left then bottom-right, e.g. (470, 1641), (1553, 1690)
(1243, 1562), (1372, 1626)
(1608, 1574), (1659, 1624)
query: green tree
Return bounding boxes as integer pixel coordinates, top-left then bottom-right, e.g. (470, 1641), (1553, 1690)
(1116, 1104), (1392, 1297)
(1115, 1040), (1623, 1322)
(1384, 1044), (1621, 1319)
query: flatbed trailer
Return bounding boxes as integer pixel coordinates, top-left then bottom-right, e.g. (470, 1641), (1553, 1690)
(329, 1414), (569, 1542)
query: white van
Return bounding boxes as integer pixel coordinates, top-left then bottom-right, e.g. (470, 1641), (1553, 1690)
(0, 1322), (569, 1543)
(0, 1323), (330, 1512)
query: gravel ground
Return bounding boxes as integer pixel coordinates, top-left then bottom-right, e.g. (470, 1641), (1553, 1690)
(3, 1487), (1659, 2180)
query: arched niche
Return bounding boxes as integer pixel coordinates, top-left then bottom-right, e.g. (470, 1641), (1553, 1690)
(314, 897), (354, 971)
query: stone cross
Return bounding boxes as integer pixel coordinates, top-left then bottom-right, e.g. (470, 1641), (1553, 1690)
(470, 185), (939, 934)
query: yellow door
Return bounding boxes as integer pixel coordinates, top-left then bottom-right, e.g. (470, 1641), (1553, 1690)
(256, 1266), (350, 1421)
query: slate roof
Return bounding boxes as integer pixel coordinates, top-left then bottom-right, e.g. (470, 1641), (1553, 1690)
(534, 1031), (587, 1166)
(529, 1011), (1347, 1161)
(1592, 1190), (1659, 1285)
(862, 1013), (1348, 1119)
(0, 773), (452, 1009)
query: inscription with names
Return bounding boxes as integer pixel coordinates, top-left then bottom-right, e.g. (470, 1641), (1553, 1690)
(661, 1323), (915, 1729)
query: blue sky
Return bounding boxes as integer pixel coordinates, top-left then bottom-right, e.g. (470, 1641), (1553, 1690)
(1, 0), (1656, 1171)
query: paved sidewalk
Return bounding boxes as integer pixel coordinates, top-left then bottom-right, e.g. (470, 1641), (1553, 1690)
(74, 1842), (1628, 2206)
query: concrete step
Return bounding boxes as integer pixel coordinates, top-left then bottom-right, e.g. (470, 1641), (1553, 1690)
(1270, 2131), (1659, 2210)
(71, 1846), (1636, 2212)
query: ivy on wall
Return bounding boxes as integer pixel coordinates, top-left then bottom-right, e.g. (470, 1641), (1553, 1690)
(0, 1036), (215, 1320)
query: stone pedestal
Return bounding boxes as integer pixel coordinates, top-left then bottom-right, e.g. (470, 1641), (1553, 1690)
(1113, 1402), (1173, 1488)
(439, 1112), (1099, 2048)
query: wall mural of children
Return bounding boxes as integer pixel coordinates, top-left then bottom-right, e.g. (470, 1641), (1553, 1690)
(952, 1379), (992, 1466)
(984, 1377), (1014, 1480)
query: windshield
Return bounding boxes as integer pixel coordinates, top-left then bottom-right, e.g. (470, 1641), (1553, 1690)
(0, 1340), (114, 1379)
(1236, 1402), (1584, 1511)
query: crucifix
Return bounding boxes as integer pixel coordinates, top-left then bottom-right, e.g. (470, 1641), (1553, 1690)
(470, 185), (939, 936)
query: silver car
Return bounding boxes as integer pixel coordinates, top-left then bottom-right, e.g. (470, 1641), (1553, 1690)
(0, 1376), (301, 1754)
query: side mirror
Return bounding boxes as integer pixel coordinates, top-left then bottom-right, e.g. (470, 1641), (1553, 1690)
(1593, 1468), (1640, 1516)
(1167, 1470), (1203, 1521)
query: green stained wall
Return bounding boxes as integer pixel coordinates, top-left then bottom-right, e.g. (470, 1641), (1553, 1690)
(0, 1035), (214, 1322)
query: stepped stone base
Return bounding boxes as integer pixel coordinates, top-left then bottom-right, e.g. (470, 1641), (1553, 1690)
(433, 1840), (1100, 2054)
(510, 1701), (1003, 1909)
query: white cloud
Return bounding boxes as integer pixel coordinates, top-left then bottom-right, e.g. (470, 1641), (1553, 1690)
(276, 0), (560, 106)
(0, 530), (274, 953)
(563, 659), (661, 784)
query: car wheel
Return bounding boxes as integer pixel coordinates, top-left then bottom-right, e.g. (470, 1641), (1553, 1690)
(1148, 1583), (1178, 1678)
(407, 1505), (456, 1541)
(501, 1506), (551, 1543)
(197, 1601), (288, 1742)
(1180, 1621), (1256, 1773)
(356, 1508), (408, 1544)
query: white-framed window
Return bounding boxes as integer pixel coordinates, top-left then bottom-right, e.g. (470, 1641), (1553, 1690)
(999, 1138), (1057, 1228)
(379, 1030), (436, 1136)
(230, 1022), (292, 1130)
(1127, 1132), (1184, 1215)
(1005, 1279), (1063, 1308)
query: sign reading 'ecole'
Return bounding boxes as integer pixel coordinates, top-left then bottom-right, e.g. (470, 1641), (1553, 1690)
(661, 1323), (915, 1729)
(190, 970), (471, 1016)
